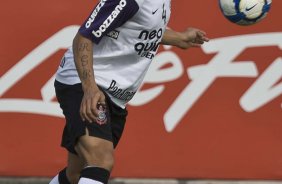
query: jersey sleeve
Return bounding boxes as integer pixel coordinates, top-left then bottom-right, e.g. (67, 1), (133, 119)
(79, 0), (139, 44)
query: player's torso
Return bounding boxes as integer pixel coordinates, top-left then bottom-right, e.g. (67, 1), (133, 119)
(94, 0), (171, 106)
(56, 0), (171, 108)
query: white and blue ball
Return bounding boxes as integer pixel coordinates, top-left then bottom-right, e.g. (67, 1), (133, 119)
(219, 0), (272, 25)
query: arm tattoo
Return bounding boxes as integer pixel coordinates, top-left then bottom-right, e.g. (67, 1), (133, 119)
(82, 69), (91, 80)
(80, 54), (91, 81)
(81, 55), (89, 67)
(74, 40), (93, 82)
(78, 43), (91, 52)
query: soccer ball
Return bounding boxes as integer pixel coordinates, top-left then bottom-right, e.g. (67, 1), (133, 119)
(219, 0), (272, 25)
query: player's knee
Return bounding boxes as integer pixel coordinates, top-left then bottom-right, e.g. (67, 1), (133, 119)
(90, 146), (114, 171)
(76, 140), (114, 171)
(99, 151), (114, 171)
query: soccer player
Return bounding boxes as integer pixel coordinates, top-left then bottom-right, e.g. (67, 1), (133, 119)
(50, 0), (209, 183)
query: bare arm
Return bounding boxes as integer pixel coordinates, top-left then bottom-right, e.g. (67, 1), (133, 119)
(73, 33), (95, 88)
(73, 33), (105, 123)
(161, 28), (209, 49)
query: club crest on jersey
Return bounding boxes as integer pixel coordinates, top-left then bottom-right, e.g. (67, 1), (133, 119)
(96, 103), (107, 125)
(106, 30), (120, 40)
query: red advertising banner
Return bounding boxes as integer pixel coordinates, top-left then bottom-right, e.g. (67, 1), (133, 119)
(1, 0), (282, 179)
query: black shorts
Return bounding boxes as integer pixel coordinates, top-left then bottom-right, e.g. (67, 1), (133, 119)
(54, 80), (128, 154)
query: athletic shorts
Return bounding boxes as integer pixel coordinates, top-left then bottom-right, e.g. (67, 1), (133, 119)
(54, 80), (128, 154)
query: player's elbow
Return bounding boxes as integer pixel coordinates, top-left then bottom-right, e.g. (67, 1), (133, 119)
(72, 33), (93, 54)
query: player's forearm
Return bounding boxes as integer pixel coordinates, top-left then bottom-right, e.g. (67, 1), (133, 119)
(161, 29), (183, 47)
(73, 33), (98, 91)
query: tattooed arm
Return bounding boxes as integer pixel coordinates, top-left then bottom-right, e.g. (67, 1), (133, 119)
(73, 33), (105, 123)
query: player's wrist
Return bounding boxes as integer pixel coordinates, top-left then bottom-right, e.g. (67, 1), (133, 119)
(81, 80), (99, 92)
(170, 31), (187, 48)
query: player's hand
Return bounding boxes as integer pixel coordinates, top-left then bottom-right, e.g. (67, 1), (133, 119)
(177, 27), (209, 49)
(80, 86), (106, 123)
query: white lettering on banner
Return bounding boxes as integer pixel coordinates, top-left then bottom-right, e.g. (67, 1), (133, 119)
(163, 33), (282, 132)
(0, 27), (281, 132)
(240, 58), (282, 112)
(0, 26), (80, 117)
